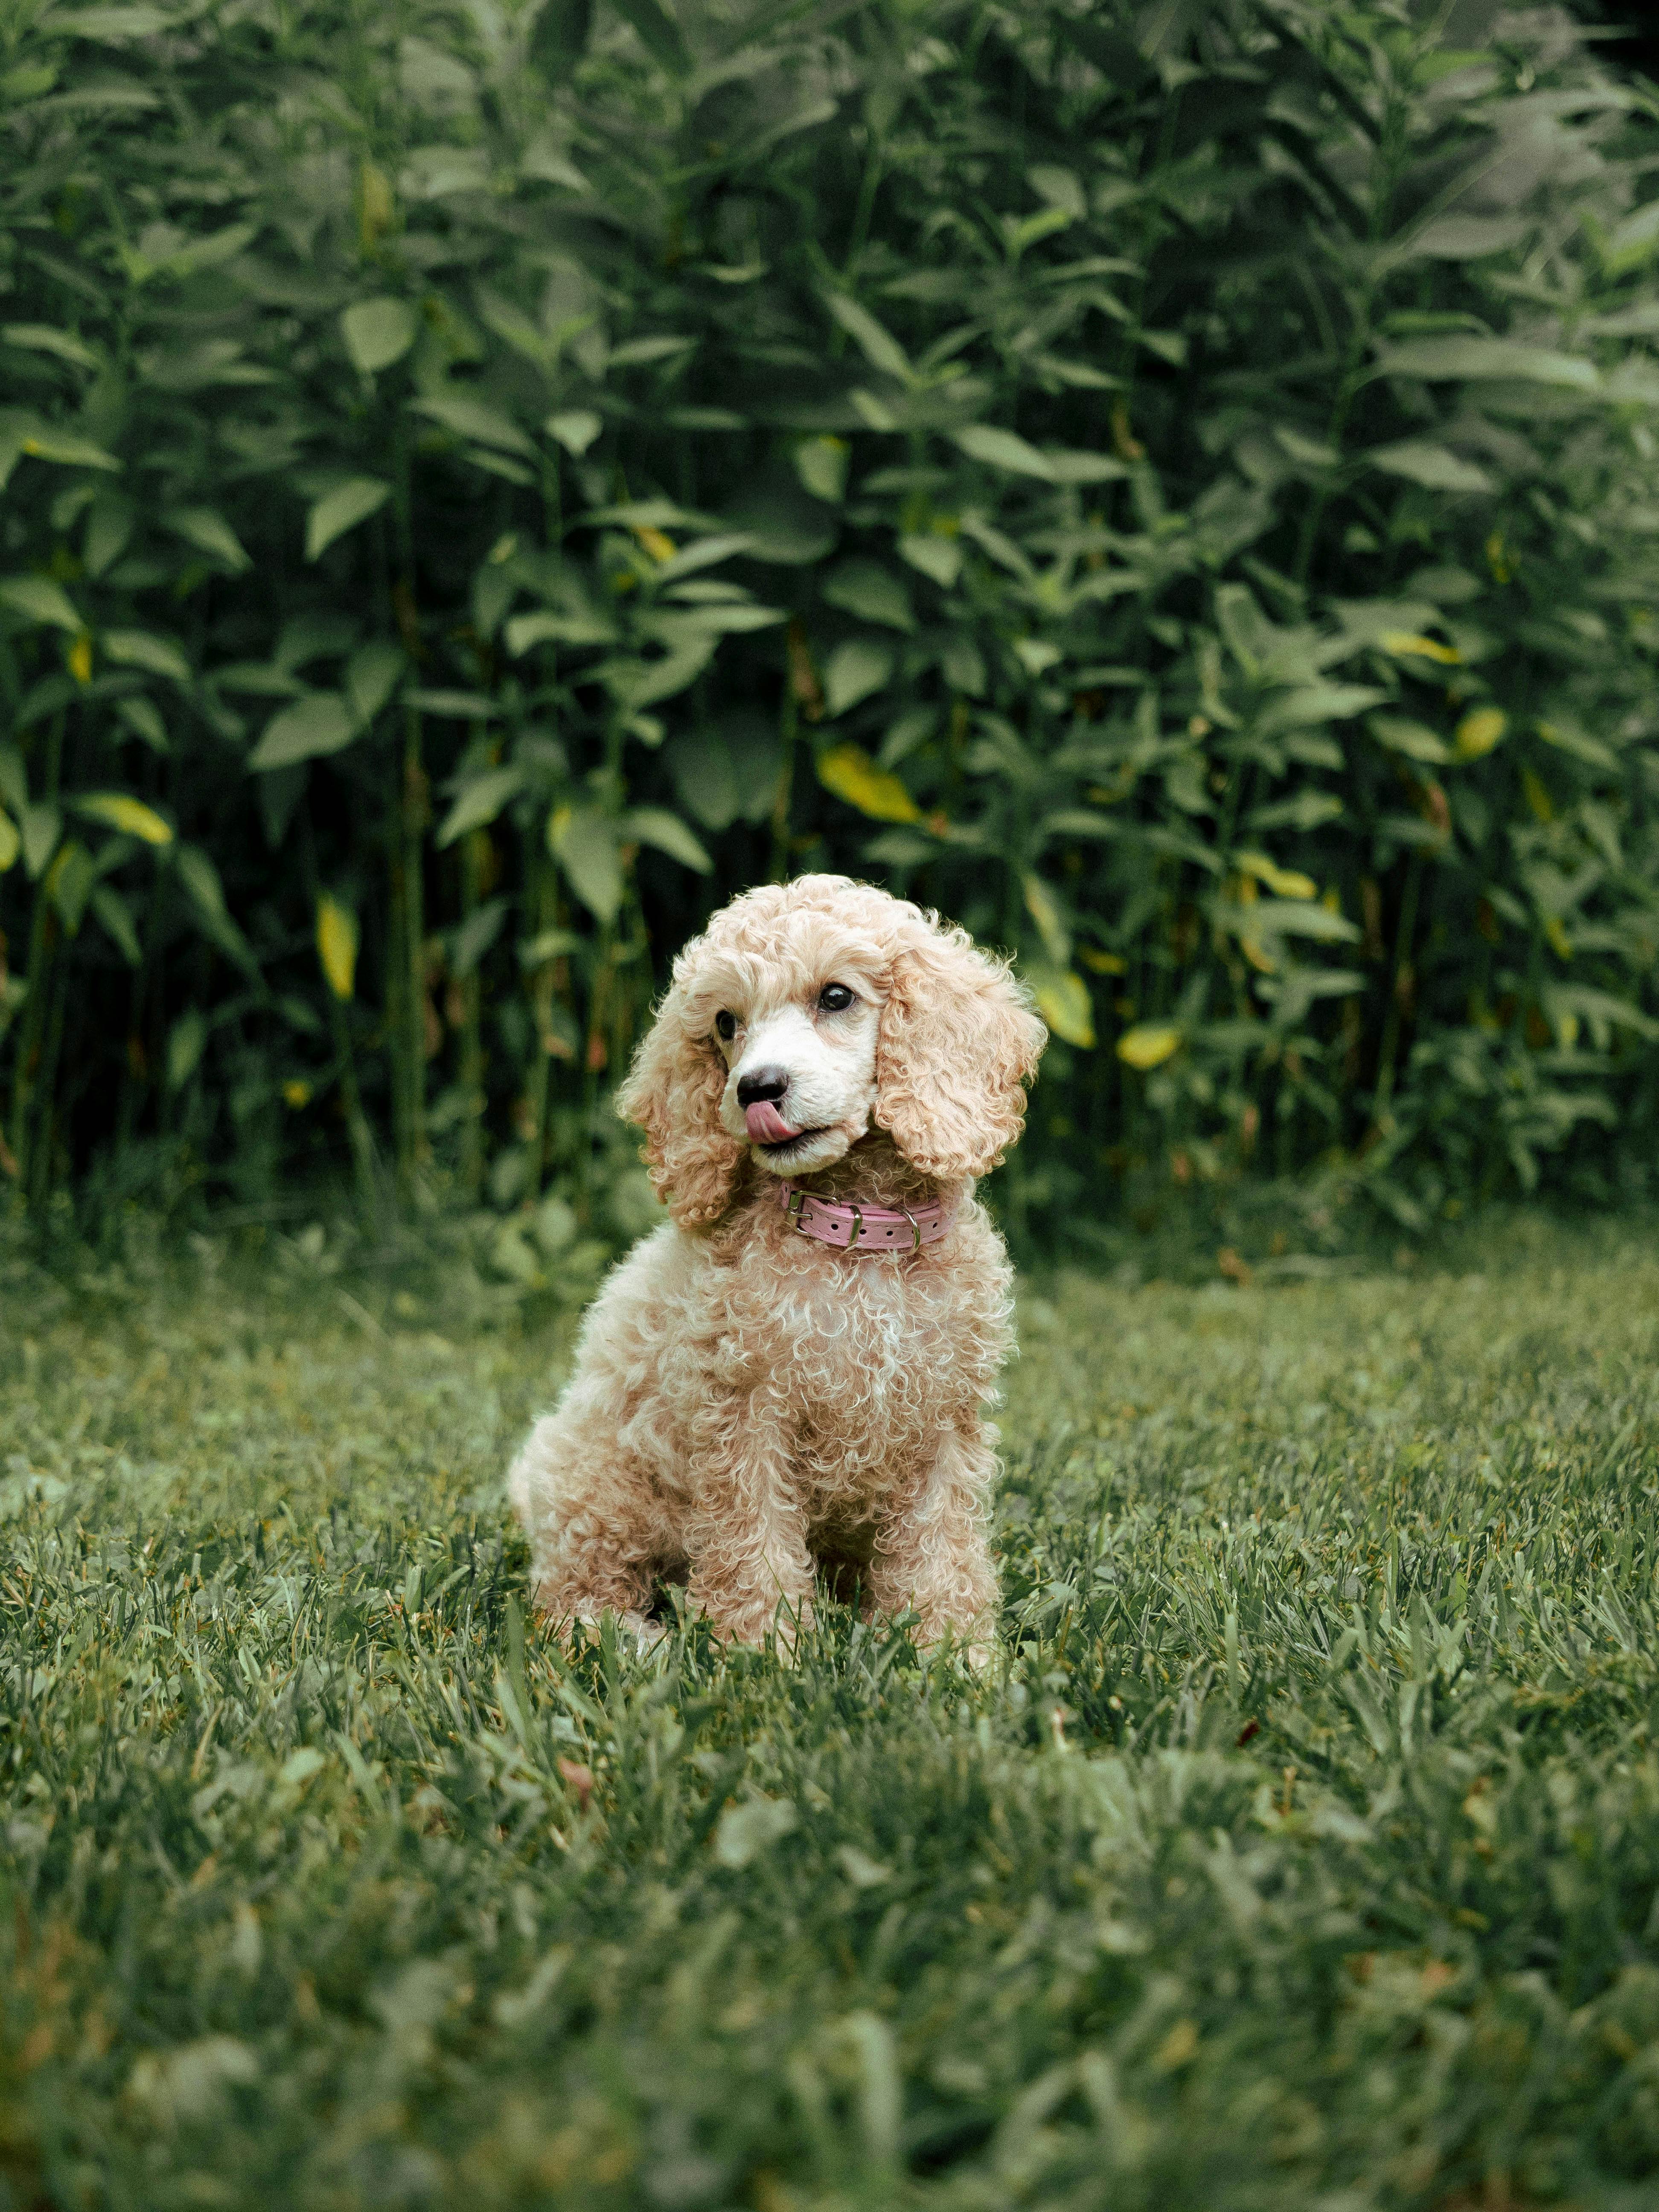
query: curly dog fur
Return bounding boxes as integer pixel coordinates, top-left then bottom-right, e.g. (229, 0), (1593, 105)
(507, 875), (1046, 1652)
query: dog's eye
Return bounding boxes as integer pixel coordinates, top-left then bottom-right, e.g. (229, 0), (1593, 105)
(818, 982), (855, 1013)
(714, 1010), (737, 1042)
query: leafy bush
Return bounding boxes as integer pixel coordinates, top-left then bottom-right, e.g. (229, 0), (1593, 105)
(2, 0), (1658, 1248)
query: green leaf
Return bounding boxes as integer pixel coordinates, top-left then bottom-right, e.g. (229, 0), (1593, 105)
(822, 639), (895, 719)
(0, 806), (17, 873)
(437, 765), (526, 847)
(20, 803), (61, 880)
(1367, 441), (1495, 493)
(0, 576), (81, 631)
(410, 395), (537, 457)
(306, 477), (392, 561)
(620, 806), (712, 873)
(103, 629), (191, 681)
(451, 896), (508, 977)
(1372, 338), (1599, 392)
(951, 425), (1054, 479)
(822, 560), (914, 632)
(1255, 685), (1384, 735)
(340, 298), (418, 375)
(404, 690), (501, 720)
(1369, 714), (1450, 764)
(89, 882), (141, 964)
(1041, 450), (1126, 485)
(175, 843), (258, 975)
(654, 534), (757, 583)
(1248, 901), (1361, 943)
(114, 696), (169, 752)
(548, 805), (623, 923)
(1604, 198), (1659, 279)
(248, 695), (357, 771)
(166, 1007), (206, 1091)
(546, 409), (602, 455)
(2, 324), (101, 371)
(345, 640), (405, 727)
(163, 508), (251, 571)
(83, 494), (134, 577)
(47, 840), (95, 934)
(611, 0), (690, 74)
(505, 610), (619, 655)
(898, 534), (962, 588)
(795, 436), (849, 503)
(600, 640), (717, 711)
(824, 294), (912, 383)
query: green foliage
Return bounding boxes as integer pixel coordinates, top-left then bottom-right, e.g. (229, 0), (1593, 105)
(1, 0), (1658, 1242)
(5, 1218), (1659, 2201)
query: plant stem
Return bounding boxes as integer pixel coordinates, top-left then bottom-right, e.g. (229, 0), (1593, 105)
(400, 703), (429, 1198)
(1371, 851), (1423, 1126)
(770, 687), (798, 885)
(524, 828), (556, 1199)
(8, 709), (66, 1205)
(300, 809), (378, 1225)
(458, 828), (486, 1199)
(27, 941), (71, 1213)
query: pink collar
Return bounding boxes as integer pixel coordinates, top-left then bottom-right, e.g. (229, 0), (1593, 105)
(777, 1180), (952, 1254)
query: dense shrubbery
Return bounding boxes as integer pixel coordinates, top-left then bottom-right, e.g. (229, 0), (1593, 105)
(1, 0), (1658, 1253)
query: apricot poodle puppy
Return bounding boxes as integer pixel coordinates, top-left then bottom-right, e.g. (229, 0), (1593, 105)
(507, 873), (1045, 1653)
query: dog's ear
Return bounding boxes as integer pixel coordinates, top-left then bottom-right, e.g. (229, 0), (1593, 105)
(615, 980), (743, 1226)
(874, 922), (1046, 1179)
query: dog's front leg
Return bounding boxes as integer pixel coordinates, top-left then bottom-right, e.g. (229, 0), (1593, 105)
(867, 1421), (1000, 1655)
(684, 1385), (814, 1648)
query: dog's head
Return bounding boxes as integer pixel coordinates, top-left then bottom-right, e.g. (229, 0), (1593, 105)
(616, 875), (1047, 1225)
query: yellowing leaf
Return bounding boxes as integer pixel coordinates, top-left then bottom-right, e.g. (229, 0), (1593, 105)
(316, 893), (358, 1000)
(634, 527), (677, 563)
(67, 631), (92, 684)
(1522, 768), (1554, 824)
(1022, 873), (1070, 963)
(1380, 630), (1461, 665)
(73, 792), (173, 844)
(282, 1080), (312, 1108)
(816, 742), (919, 823)
(0, 806), (17, 872)
(1153, 2018), (1199, 2072)
(1454, 707), (1507, 760)
(1031, 970), (1094, 1048)
(1080, 946), (1126, 974)
(1544, 914), (1572, 960)
(1235, 851), (1316, 899)
(1117, 1023), (1182, 1070)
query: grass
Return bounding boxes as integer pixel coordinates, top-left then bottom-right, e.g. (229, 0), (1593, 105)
(4, 1211), (1659, 2211)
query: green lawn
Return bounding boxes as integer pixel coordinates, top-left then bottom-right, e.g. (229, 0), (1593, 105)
(5, 1215), (1659, 2211)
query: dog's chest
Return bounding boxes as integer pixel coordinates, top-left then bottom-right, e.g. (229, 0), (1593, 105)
(764, 1257), (995, 1479)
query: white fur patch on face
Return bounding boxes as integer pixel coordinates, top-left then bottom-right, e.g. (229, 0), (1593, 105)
(715, 984), (881, 1176)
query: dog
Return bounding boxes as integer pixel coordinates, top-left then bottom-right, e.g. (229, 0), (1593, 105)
(507, 874), (1046, 1654)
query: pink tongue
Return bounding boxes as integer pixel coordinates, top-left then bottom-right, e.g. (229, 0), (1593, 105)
(745, 1099), (800, 1144)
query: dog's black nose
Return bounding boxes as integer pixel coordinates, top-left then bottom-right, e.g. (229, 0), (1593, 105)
(737, 1066), (789, 1108)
